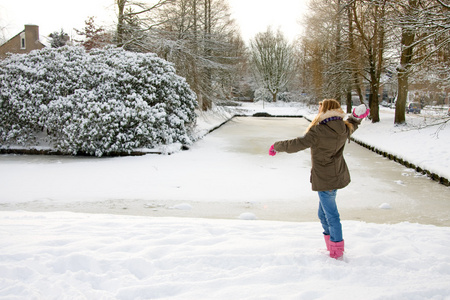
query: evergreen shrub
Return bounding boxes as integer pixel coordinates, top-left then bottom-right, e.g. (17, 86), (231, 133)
(0, 46), (197, 156)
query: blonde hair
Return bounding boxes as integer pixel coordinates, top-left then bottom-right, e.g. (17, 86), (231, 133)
(306, 99), (353, 133)
(320, 99), (342, 113)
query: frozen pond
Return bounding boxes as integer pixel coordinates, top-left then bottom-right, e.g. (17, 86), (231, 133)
(1, 117), (449, 226)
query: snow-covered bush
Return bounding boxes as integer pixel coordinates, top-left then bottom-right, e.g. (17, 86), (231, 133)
(0, 46), (197, 156)
(254, 88), (272, 102)
(277, 92), (294, 102)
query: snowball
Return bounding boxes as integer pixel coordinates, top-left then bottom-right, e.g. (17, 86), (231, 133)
(171, 203), (193, 210)
(238, 213), (257, 220)
(354, 104), (368, 116)
(379, 203), (392, 209)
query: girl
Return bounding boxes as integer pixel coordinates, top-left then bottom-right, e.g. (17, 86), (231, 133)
(269, 99), (369, 259)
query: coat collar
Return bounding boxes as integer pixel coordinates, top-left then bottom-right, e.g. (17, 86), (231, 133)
(317, 109), (346, 123)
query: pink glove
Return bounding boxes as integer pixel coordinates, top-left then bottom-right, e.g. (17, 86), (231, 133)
(352, 104), (370, 119)
(269, 145), (276, 156)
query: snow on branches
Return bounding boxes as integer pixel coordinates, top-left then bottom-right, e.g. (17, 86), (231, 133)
(0, 46), (197, 156)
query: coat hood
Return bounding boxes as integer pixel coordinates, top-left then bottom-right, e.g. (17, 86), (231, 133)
(317, 109), (348, 135)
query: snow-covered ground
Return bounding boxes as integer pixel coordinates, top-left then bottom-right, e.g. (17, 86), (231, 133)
(352, 107), (450, 181)
(2, 211), (450, 300)
(1, 102), (449, 300)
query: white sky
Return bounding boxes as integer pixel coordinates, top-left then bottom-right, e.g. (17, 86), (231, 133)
(227, 0), (309, 42)
(0, 0), (309, 44)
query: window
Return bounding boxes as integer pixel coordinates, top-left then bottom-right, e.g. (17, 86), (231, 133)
(20, 32), (26, 49)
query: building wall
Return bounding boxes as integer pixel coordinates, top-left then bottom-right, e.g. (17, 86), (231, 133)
(0, 25), (45, 59)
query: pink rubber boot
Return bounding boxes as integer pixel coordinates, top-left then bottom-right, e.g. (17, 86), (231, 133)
(329, 240), (344, 259)
(324, 235), (331, 251)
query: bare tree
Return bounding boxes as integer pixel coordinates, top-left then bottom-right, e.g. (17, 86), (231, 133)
(250, 27), (296, 102)
(389, 0), (450, 124)
(297, 0), (448, 124)
(151, 0), (245, 110)
(115, 0), (172, 48)
(296, 0), (355, 104)
(352, 0), (391, 123)
(297, 0), (333, 101)
(392, 0), (418, 124)
(346, 0), (366, 109)
(111, 0), (244, 111)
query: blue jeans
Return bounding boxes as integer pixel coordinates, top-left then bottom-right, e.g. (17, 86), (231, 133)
(318, 190), (343, 242)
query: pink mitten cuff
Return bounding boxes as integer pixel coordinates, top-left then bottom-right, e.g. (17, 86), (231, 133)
(352, 104), (370, 119)
(269, 145), (277, 156)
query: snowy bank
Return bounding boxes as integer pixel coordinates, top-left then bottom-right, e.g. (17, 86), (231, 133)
(1, 211), (450, 300)
(351, 108), (450, 185)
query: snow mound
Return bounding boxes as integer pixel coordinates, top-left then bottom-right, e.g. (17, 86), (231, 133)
(238, 212), (258, 220)
(379, 203), (392, 209)
(171, 203), (193, 210)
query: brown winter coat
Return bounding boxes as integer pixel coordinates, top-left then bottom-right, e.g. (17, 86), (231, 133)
(274, 110), (361, 192)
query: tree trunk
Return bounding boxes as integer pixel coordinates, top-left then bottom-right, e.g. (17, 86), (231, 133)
(348, 8), (365, 106)
(346, 89), (352, 113)
(116, 0), (126, 46)
(193, 0), (197, 40)
(396, 68), (408, 123)
(202, 0), (212, 111)
(334, 0), (343, 102)
(352, 1), (386, 123)
(367, 52), (380, 123)
(346, 2), (365, 108)
(395, 0), (416, 124)
(369, 90), (380, 122)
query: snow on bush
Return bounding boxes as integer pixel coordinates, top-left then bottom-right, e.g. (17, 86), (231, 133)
(0, 46), (197, 156)
(254, 88), (273, 102)
(277, 91), (294, 102)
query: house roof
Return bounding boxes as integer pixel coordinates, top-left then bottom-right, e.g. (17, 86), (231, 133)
(0, 24), (46, 48)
